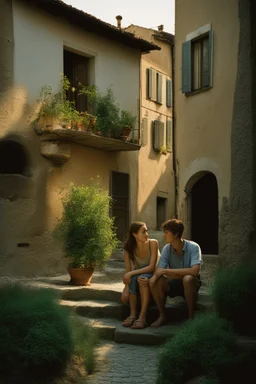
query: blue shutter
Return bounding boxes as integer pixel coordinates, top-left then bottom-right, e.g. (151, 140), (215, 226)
(156, 73), (163, 104)
(202, 30), (213, 88)
(166, 120), (173, 152)
(146, 68), (153, 99)
(182, 41), (191, 94)
(166, 79), (173, 107)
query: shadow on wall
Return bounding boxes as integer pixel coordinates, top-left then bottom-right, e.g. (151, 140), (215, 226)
(138, 151), (175, 232)
(0, 87), (64, 277)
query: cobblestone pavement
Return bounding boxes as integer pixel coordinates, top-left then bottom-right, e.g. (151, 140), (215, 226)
(86, 342), (161, 384)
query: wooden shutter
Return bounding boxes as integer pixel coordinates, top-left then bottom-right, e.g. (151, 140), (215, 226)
(166, 119), (173, 152)
(74, 54), (88, 112)
(153, 120), (165, 151)
(182, 41), (192, 94)
(156, 72), (163, 104)
(202, 30), (213, 88)
(166, 79), (173, 107)
(141, 117), (148, 147)
(146, 68), (153, 99)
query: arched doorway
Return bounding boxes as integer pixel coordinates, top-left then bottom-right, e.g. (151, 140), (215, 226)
(0, 140), (30, 176)
(190, 172), (218, 254)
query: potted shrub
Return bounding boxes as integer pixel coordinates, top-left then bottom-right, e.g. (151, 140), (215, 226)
(80, 86), (122, 138)
(119, 109), (137, 140)
(31, 75), (82, 131)
(55, 183), (118, 286)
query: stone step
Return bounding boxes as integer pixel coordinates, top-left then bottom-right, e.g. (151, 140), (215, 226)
(79, 316), (181, 345)
(61, 294), (213, 323)
(78, 316), (256, 348)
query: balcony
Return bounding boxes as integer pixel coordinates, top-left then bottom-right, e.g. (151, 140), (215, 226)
(40, 128), (140, 152)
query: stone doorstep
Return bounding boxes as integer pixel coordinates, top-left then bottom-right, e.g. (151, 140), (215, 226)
(79, 316), (181, 346)
(60, 296), (213, 323)
(79, 317), (256, 348)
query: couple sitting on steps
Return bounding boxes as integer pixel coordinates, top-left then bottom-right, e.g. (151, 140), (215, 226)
(121, 219), (202, 330)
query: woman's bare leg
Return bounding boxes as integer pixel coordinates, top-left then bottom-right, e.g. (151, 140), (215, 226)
(129, 292), (137, 318)
(137, 277), (150, 322)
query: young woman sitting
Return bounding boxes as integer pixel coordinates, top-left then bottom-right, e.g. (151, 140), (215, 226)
(121, 222), (158, 329)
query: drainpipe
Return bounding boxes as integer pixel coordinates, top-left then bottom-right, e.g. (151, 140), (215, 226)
(171, 42), (178, 218)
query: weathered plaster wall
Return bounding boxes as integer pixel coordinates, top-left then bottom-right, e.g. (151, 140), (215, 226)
(220, 0), (254, 265)
(0, 0), (14, 92)
(175, 0), (239, 243)
(0, 1), (168, 277)
(12, 0), (140, 114)
(126, 25), (175, 229)
(0, 1), (142, 277)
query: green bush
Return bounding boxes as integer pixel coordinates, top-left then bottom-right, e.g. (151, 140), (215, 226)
(55, 182), (118, 268)
(212, 264), (256, 336)
(157, 314), (245, 384)
(0, 285), (72, 377)
(71, 316), (98, 374)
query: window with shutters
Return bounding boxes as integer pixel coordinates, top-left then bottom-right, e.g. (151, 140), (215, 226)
(146, 68), (163, 104)
(64, 49), (90, 112)
(182, 30), (213, 94)
(166, 119), (173, 152)
(153, 120), (165, 151)
(166, 79), (173, 107)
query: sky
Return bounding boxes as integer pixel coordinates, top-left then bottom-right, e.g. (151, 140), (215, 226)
(63, 0), (175, 34)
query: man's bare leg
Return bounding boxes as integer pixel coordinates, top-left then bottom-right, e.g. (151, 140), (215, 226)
(149, 276), (169, 327)
(183, 275), (199, 319)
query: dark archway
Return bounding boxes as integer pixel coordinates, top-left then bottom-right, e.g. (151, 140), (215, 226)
(0, 140), (30, 176)
(191, 172), (218, 254)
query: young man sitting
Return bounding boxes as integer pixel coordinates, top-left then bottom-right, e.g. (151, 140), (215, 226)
(149, 219), (202, 326)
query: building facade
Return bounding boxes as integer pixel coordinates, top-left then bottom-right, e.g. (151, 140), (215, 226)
(0, 0), (161, 276)
(126, 25), (175, 247)
(175, 0), (256, 265)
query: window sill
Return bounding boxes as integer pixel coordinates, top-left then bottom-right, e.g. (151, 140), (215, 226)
(185, 86), (212, 97)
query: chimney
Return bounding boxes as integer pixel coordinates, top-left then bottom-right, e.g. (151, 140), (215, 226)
(116, 15), (122, 29)
(158, 24), (164, 32)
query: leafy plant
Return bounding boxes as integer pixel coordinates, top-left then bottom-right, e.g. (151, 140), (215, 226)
(71, 316), (98, 374)
(157, 314), (246, 384)
(80, 85), (136, 138)
(55, 182), (118, 268)
(31, 75), (88, 129)
(159, 145), (167, 155)
(211, 264), (256, 336)
(0, 285), (72, 377)
(119, 109), (137, 130)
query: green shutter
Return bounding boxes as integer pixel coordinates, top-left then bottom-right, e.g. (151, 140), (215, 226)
(204, 29), (213, 88)
(141, 117), (148, 147)
(156, 73), (163, 103)
(146, 68), (153, 99)
(166, 120), (173, 152)
(182, 41), (192, 94)
(166, 79), (173, 107)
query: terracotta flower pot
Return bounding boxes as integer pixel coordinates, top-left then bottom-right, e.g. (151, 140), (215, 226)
(67, 268), (94, 286)
(121, 126), (131, 137)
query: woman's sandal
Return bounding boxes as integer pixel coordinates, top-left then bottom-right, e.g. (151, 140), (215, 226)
(122, 316), (136, 327)
(130, 319), (147, 329)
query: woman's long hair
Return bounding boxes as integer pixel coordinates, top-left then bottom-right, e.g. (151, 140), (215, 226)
(124, 222), (145, 264)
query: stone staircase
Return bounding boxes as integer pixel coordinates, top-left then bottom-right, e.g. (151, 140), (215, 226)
(14, 253), (214, 346)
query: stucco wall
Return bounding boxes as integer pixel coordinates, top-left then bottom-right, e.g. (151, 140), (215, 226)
(13, 1), (140, 112)
(0, 1), (145, 277)
(220, 0), (254, 265)
(126, 25), (175, 229)
(175, 0), (239, 240)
